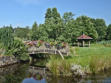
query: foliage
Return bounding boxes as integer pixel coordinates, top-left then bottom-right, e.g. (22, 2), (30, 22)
(31, 22), (38, 40)
(7, 7), (110, 45)
(76, 16), (98, 40)
(0, 26), (14, 51)
(93, 19), (107, 40)
(36, 40), (43, 47)
(8, 38), (28, 60)
(14, 26), (30, 40)
(97, 40), (111, 47)
(106, 24), (111, 40)
(0, 26), (28, 59)
(0, 7), (111, 61)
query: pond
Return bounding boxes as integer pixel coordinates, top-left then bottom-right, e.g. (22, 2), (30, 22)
(0, 60), (111, 83)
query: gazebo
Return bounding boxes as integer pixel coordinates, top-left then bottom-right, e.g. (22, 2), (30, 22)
(77, 34), (93, 47)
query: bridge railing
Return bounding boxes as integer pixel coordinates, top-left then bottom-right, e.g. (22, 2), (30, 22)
(26, 41), (69, 56)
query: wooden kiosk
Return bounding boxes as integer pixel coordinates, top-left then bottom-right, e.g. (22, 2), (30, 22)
(77, 34), (93, 47)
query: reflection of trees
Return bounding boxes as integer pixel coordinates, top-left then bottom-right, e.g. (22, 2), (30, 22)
(0, 63), (109, 83)
(0, 64), (29, 83)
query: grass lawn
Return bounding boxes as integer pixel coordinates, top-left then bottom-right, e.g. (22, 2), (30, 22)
(67, 44), (111, 73)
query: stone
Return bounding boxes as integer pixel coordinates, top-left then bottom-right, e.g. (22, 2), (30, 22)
(0, 56), (18, 67)
(71, 64), (85, 77)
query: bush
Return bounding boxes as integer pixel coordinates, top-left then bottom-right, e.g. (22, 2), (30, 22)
(97, 40), (111, 47)
(6, 38), (29, 60)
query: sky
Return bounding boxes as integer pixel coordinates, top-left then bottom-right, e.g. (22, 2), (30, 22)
(0, 0), (111, 27)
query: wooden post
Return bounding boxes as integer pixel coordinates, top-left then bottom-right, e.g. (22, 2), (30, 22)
(78, 42), (79, 47)
(88, 41), (90, 47)
(58, 51), (64, 60)
(82, 40), (85, 47)
(29, 56), (32, 64)
(29, 56), (34, 64)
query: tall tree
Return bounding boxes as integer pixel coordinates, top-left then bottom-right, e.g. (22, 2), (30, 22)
(76, 16), (98, 40)
(44, 8), (62, 41)
(106, 24), (111, 40)
(52, 8), (61, 20)
(45, 8), (52, 19)
(31, 22), (38, 40)
(36, 24), (49, 41)
(14, 26), (30, 40)
(62, 12), (78, 44)
(63, 12), (74, 23)
(0, 26), (14, 50)
(93, 19), (107, 40)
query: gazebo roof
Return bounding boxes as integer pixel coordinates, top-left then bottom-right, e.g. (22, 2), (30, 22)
(77, 34), (93, 40)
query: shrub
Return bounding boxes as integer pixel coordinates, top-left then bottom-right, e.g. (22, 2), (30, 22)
(7, 38), (29, 60)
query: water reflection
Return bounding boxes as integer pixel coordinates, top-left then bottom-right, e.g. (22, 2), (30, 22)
(22, 73), (47, 83)
(0, 63), (111, 83)
(0, 64), (28, 83)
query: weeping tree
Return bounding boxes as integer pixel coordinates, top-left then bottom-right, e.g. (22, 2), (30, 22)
(0, 26), (28, 59)
(0, 26), (14, 51)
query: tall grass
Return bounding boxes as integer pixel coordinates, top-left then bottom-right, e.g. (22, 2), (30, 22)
(46, 56), (71, 76)
(46, 44), (111, 75)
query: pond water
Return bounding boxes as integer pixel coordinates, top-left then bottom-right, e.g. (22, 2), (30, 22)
(0, 60), (111, 83)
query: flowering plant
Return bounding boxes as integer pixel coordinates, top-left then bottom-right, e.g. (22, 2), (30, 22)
(37, 40), (43, 47)
(62, 42), (67, 48)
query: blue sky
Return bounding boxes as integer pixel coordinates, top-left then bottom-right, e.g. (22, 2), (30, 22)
(0, 0), (111, 27)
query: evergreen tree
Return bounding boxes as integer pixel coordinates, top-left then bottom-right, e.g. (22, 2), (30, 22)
(45, 8), (52, 19)
(31, 22), (38, 40)
(52, 8), (61, 20)
(44, 7), (62, 41)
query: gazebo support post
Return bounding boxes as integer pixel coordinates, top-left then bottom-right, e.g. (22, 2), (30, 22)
(82, 40), (85, 47)
(88, 41), (90, 47)
(78, 42), (80, 47)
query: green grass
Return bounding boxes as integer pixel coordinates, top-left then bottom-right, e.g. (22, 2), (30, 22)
(46, 44), (111, 75)
(68, 45), (111, 73)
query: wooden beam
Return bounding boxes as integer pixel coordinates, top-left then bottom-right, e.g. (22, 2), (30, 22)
(58, 51), (64, 60)
(82, 40), (85, 47)
(88, 41), (90, 47)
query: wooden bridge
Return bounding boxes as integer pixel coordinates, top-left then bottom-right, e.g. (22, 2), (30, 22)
(25, 41), (69, 60)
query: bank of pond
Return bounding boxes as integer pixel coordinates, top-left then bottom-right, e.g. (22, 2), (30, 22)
(0, 44), (111, 82)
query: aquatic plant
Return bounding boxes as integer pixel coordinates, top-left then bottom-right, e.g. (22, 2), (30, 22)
(46, 56), (71, 76)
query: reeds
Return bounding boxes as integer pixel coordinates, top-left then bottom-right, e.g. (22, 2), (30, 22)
(46, 56), (71, 76)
